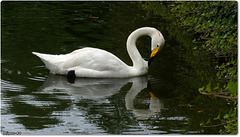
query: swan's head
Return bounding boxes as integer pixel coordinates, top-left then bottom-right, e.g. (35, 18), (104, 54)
(148, 30), (165, 66)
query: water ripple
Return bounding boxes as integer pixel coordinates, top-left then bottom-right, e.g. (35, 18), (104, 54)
(1, 79), (25, 92)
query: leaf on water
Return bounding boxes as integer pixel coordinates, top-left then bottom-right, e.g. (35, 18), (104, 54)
(179, 104), (194, 107)
(198, 110), (204, 113)
(89, 16), (99, 19)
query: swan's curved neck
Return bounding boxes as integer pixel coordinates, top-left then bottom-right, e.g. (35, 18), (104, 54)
(126, 27), (156, 69)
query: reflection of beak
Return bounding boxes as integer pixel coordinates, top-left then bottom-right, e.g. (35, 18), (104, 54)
(149, 92), (158, 99)
(147, 82), (158, 99)
(148, 47), (159, 66)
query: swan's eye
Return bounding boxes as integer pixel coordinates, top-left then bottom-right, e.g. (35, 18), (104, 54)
(157, 44), (159, 47)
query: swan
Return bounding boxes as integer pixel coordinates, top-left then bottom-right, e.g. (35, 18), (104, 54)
(32, 27), (165, 78)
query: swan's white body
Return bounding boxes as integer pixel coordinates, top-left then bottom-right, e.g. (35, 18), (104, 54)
(33, 47), (140, 77)
(33, 27), (164, 78)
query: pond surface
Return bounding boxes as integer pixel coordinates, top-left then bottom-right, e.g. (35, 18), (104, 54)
(1, 2), (231, 135)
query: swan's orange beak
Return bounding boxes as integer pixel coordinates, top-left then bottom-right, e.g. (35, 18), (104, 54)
(150, 46), (160, 58)
(148, 46), (159, 66)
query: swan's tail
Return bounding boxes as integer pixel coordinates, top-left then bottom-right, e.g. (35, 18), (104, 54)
(32, 52), (62, 74)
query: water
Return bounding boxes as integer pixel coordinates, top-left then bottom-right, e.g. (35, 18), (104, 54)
(1, 2), (231, 135)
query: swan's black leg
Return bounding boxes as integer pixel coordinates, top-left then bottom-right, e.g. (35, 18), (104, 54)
(67, 70), (76, 83)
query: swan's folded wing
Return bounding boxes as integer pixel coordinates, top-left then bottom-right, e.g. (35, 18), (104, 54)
(63, 48), (131, 77)
(63, 48), (128, 71)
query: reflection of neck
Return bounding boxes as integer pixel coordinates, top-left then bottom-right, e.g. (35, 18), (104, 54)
(125, 78), (164, 120)
(125, 79), (147, 109)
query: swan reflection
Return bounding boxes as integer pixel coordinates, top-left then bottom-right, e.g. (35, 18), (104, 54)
(125, 80), (164, 120)
(38, 74), (164, 120)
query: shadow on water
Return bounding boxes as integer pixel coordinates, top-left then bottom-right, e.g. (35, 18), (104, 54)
(1, 1), (232, 135)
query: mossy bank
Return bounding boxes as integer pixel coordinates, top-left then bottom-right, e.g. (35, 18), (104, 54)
(141, 1), (237, 134)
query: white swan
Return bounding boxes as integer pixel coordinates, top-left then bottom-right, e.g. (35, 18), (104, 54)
(32, 27), (164, 78)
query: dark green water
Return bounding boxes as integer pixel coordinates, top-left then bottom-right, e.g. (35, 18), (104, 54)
(1, 2), (230, 135)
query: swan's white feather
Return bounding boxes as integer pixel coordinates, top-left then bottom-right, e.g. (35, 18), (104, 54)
(33, 47), (134, 78)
